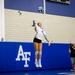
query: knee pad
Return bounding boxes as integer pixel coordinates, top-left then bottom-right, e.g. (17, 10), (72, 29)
(35, 51), (39, 55)
(38, 51), (42, 56)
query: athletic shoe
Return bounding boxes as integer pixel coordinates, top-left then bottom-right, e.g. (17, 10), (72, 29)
(39, 63), (42, 68)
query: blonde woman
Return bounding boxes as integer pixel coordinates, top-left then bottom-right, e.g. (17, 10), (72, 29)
(32, 20), (50, 68)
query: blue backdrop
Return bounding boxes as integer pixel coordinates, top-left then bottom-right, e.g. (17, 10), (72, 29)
(0, 42), (71, 72)
(4, 0), (75, 17)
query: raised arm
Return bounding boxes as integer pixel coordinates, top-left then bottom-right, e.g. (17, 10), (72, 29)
(32, 20), (36, 26)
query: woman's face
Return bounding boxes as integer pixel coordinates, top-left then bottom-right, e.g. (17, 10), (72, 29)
(37, 22), (42, 27)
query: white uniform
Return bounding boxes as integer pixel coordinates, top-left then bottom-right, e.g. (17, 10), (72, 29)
(34, 23), (46, 40)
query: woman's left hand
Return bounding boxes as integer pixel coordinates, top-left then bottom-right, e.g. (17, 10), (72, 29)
(48, 41), (50, 46)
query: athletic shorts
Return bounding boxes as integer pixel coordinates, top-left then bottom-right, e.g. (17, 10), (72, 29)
(33, 38), (42, 43)
(71, 57), (75, 64)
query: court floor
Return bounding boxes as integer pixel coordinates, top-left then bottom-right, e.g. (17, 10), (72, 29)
(0, 69), (75, 75)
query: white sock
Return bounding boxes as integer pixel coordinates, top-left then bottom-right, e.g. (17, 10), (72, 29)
(35, 51), (39, 63)
(39, 59), (41, 64)
(35, 59), (38, 63)
(38, 59), (42, 67)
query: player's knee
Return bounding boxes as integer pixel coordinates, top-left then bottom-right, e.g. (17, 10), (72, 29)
(35, 51), (39, 55)
(38, 51), (42, 55)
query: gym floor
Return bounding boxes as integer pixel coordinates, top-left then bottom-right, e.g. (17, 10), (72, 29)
(0, 69), (75, 75)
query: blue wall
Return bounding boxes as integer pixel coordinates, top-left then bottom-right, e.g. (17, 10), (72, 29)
(4, 0), (75, 17)
(0, 42), (71, 72)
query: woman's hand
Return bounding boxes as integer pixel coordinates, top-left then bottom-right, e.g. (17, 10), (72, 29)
(32, 25), (35, 27)
(48, 41), (50, 46)
(69, 49), (71, 53)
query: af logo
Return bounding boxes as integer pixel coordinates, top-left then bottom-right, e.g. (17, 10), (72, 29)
(16, 45), (31, 67)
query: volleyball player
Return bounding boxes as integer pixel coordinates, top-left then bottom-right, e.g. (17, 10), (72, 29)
(32, 20), (50, 68)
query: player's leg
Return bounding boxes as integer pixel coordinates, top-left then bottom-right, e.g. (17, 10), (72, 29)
(38, 43), (42, 67)
(73, 58), (75, 70)
(34, 42), (39, 67)
(71, 57), (74, 71)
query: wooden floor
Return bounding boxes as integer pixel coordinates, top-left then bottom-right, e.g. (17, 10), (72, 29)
(0, 69), (75, 75)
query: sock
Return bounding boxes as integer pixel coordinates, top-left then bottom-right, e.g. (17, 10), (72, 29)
(35, 51), (39, 63)
(35, 59), (38, 63)
(39, 59), (41, 64)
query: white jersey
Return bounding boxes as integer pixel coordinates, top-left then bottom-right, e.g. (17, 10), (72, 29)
(34, 23), (46, 40)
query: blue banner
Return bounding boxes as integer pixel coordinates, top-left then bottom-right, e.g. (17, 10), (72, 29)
(0, 42), (71, 72)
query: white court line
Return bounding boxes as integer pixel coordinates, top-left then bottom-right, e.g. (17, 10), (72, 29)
(57, 72), (75, 75)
